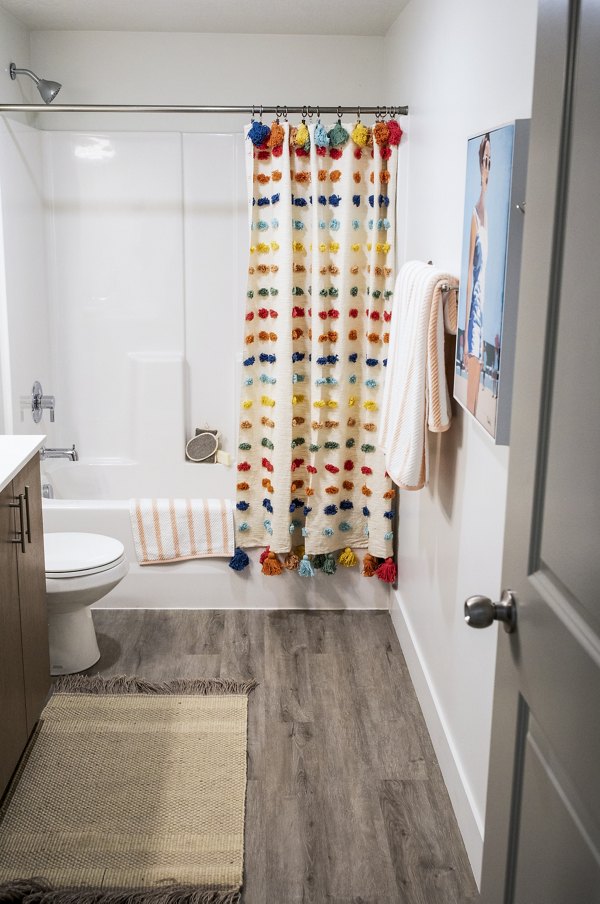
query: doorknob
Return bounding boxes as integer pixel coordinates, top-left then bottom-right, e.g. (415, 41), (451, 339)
(464, 590), (517, 633)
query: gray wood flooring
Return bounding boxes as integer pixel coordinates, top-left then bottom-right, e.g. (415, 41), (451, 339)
(88, 609), (479, 904)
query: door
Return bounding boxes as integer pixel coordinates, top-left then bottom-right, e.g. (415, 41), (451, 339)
(14, 453), (50, 733)
(477, 0), (600, 900)
(0, 481), (28, 796)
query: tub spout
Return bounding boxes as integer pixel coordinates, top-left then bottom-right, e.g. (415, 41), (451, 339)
(40, 444), (79, 462)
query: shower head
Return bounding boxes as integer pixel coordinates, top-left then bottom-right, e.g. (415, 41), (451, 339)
(9, 62), (62, 104)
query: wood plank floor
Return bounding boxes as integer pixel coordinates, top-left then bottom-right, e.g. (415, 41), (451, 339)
(88, 610), (479, 904)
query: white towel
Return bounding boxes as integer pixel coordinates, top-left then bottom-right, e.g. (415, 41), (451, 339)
(379, 261), (458, 491)
(129, 498), (235, 564)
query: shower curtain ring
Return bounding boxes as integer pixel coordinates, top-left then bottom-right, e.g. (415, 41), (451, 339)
(283, 105), (288, 121)
(307, 106), (314, 118)
(375, 106), (381, 121)
(337, 105), (343, 121)
(302, 104), (308, 123)
(316, 105), (320, 120)
(259, 104), (263, 121)
(356, 105), (361, 122)
(276, 104), (282, 122)
(251, 105), (256, 120)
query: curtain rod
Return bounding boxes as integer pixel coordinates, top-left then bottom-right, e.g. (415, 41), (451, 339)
(0, 103), (408, 115)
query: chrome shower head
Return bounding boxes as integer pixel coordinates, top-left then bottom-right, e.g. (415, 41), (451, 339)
(9, 62), (62, 104)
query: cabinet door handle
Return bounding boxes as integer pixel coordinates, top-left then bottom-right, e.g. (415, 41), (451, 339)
(9, 494), (26, 553)
(24, 485), (32, 543)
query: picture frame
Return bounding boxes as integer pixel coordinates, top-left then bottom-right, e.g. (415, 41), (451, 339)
(454, 119), (530, 444)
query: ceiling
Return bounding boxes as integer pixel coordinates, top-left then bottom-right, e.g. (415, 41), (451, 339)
(0, 0), (408, 36)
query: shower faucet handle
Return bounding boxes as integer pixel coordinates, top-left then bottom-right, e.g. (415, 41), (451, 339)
(31, 380), (55, 423)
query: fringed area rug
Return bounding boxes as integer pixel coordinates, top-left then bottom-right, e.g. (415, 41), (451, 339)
(0, 676), (256, 904)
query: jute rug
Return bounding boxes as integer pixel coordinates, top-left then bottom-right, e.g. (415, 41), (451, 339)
(0, 675), (256, 904)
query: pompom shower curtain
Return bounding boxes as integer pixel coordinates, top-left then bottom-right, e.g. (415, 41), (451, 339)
(236, 117), (402, 563)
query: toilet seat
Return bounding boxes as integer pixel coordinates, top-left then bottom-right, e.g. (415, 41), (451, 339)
(45, 532), (125, 580)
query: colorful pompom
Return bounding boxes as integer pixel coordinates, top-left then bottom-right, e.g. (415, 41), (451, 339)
(284, 551), (300, 571)
(248, 120), (271, 147)
(338, 547), (358, 567)
(362, 553), (379, 577)
(262, 551), (283, 575)
(322, 553), (337, 575)
(229, 547), (250, 571)
(387, 120), (403, 145)
(295, 122), (310, 148)
(376, 557), (397, 583)
(299, 554), (315, 577)
(328, 121), (349, 147)
(314, 122), (330, 147)
(351, 122), (369, 147)
(266, 122), (285, 147)
(373, 121), (390, 146)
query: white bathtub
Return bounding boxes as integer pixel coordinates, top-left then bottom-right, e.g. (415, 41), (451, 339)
(41, 460), (389, 610)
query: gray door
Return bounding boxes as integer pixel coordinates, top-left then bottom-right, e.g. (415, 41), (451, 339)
(476, 0), (600, 900)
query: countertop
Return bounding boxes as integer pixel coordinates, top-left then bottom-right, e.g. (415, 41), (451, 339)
(0, 435), (45, 494)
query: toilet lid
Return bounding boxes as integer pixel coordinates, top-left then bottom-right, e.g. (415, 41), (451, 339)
(45, 532), (125, 575)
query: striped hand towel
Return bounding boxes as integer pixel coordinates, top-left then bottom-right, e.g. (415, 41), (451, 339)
(130, 498), (235, 564)
(379, 261), (459, 491)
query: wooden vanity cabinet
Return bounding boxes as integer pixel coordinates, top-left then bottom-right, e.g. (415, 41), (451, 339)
(0, 452), (50, 797)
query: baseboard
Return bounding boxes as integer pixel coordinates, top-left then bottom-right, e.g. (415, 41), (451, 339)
(389, 589), (484, 887)
(93, 551), (391, 610)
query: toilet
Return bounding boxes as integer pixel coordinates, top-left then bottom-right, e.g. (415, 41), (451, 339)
(44, 532), (129, 676)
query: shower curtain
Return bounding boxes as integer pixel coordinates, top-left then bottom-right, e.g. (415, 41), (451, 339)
(236, 117), (401, 561)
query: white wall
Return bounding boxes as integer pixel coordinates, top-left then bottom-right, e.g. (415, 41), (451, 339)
(384, 0), (538, 883)
(30, 31), (385, 132)
(0, 5), (34, 108)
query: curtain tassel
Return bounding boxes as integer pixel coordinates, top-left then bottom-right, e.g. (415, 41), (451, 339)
(338, 547), (358, 567)
(259, 546), (271, 565)
(312, 553), (327, 570)
(284, 551), (300, 571)
(376, 557), (397, 583)
(322, 553), (337, 575)
(229, 547), (250, 571)
(362, 553), (379, 577)
(298, 554), (315, 577)
(262, 551), (283, 575)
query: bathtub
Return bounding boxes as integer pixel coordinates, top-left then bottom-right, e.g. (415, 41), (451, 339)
(41, 459), (390, 610)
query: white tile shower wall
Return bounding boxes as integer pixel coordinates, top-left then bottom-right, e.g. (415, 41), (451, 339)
(182, 133), (247, 453)
(43, 131), (245, 470)
(43, 131), (185, 459)
(384, 0), (538, 883)
(0, 116), (54, 439)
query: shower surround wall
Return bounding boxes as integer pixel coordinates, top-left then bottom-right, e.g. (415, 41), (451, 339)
(0, 117), (54, 441)
(43, 131), (242, 460)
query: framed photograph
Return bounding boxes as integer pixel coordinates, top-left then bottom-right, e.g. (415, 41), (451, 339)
(454, 119), (530, 444)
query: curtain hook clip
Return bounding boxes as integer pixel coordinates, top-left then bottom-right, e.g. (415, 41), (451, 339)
(302, 104), (308, 123)
(337, 105), (343, 121)
(307, 105), (314, 118)
(259, 104), (263, 121)
(357, 105), (361, 123)
(283, 105), (288, 122)
(316, 105), (321, 121)
(251, 105), (256, 121)
(276, 104), (282, 122)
